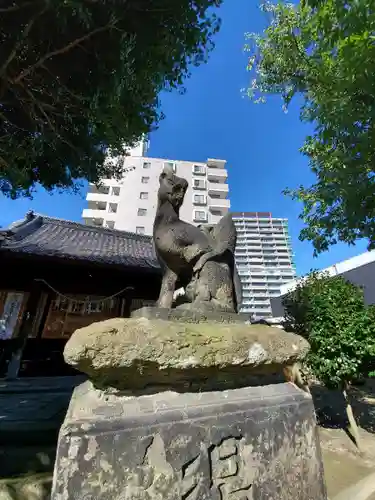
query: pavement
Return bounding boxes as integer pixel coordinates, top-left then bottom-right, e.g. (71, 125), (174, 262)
(0, 376), (84, 477)
(314, 380), (375, 500)
(320, 428), (375, 499)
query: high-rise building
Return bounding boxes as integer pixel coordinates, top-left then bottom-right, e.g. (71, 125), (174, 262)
(232, 212), (296, 318)
(82, 141), (230, 234)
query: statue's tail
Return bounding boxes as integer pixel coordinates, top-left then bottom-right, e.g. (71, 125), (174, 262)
(210, 213), (236, 252)
(210, 213), (242, 312)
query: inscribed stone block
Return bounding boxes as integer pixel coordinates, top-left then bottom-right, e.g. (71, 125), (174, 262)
(51, 381), (327, 500)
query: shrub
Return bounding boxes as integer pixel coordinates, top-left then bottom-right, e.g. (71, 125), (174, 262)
(283, 271), (375, 447)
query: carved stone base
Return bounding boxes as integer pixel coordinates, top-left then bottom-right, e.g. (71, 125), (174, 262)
(51, 382), (327, 499)
(131, 306), (249, 323)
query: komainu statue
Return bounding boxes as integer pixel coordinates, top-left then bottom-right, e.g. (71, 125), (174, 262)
(153, 164), (242, 313)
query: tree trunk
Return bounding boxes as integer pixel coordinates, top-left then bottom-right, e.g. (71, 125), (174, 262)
(342, 381), (361, 450)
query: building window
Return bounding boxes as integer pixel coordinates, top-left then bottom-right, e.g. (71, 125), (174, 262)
(193, 179), (206, 190)
(108, 203), (118, 213)
(111, 186), (120, 196)
(139, 192), (148, 200)
(97, 185), (110, 195)
(143, 162), (151, 169)
(136, 226), (145, 235)
(211, 210), (221, 216)
(138, 208), (147, 216)
(92, 201), (106, 211)
(123, 165), (136, 173)
(194, 210), (207, 222)
(141, 176), (149, 184)
(193, 165), (206, 175)
(105, 221), (115, 229)
(193, 194), (206, 205)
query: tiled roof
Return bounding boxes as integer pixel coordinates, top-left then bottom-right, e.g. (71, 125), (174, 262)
(0, 213), (160, 272)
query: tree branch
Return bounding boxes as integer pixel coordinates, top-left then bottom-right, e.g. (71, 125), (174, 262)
(18, 82), (58, 134)
(0, 3), (47, 77)
(40, 64), (86, 103)
(16, 79), (83, 158)
(12, 20), (119, 85)
(0, 154), (9, 167)
(0, 1), (36, 13)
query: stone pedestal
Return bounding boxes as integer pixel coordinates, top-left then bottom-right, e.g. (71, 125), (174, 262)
(52, 381), (326, 499)
(51, 315), (327, 499)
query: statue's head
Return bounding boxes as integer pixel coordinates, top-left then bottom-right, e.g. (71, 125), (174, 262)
(158, 164), (188, 210)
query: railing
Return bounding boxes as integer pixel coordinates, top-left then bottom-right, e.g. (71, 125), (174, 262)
(82, 209), (106, 219)
(208, 182), (229, 193)
(207, 167), (228, 180)
(209, 197), (230, 208)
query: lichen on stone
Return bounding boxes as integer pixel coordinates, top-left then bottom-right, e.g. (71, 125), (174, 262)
(64, 317), (310, 391)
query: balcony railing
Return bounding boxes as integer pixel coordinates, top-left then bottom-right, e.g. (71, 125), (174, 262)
(82, 208), (109, 219)
(207, 167), (228, 182)
(208, 182), (229, 195)
(88, 183), (110, 195)
(86, 192), (111, 203)
(209, 197), (230, 209)
(207, 158), (226, 169)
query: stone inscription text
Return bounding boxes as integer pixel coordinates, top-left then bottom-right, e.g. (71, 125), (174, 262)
(123, 434), (257, 499)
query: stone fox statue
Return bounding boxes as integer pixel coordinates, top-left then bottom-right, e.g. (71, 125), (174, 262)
(153, 165), (242, 312)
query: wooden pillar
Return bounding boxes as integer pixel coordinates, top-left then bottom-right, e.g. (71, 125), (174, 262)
(6, 281), (43, 379)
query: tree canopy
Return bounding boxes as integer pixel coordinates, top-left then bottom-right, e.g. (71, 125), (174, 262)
(246, 0), (375, 254)
(0, 0), (221, 198)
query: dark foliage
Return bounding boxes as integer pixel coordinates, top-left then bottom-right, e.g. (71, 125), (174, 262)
(0, 0), (222, 197)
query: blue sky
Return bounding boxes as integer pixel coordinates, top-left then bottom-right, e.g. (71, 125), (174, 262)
(0, 0), (368, 276)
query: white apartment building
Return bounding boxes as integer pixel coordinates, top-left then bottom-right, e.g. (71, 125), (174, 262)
(82, 142), (230, 234)
(233, 212), (296, 318)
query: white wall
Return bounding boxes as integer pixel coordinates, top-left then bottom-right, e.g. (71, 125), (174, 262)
(83, 147), (230, 234)
(278, 249), (375, 296)
(112, 157), (199, 234)
(89, 157), (224, 234)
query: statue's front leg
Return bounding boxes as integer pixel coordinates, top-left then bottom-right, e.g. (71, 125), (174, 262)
(157, 268), (178, 309)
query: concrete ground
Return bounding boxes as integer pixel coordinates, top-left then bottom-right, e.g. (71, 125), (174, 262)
(320, 428), (375, 499)
(313, 380), (375, 499)
(1, 377), (375, 499)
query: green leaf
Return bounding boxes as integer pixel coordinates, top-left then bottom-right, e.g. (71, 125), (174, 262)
(245, 0), (375, 252)
(0, 0), (222, 197)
